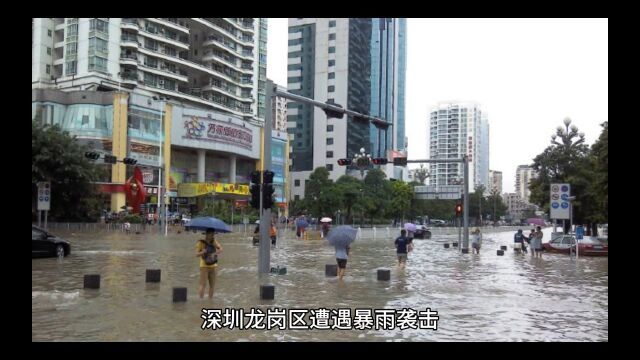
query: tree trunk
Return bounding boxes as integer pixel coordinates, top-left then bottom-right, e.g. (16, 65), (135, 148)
(586, 223), (592, 236)
(591, 223), (598, 237)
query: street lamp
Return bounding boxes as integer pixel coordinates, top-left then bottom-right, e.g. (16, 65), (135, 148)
(152, 96), (168, 236)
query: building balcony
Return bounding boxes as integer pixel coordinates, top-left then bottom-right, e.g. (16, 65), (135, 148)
(146, 18), (190, 34)
(202, 36), (254, 61)
(120, 37), (140, 49)
(223, 18), (255, 33)
(139, 63), (189, 83)
(202, 52), (253, 75)
(121, 19), (140, 32)
(139, 29), (189, 50)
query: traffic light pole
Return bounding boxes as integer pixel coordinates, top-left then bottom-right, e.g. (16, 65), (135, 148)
(258, 80), (274, 275)
(406, 158), (470, 249)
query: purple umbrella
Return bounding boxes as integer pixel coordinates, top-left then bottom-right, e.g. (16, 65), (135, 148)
(526, 218), (545, 226)
(404, 223), (417, 232)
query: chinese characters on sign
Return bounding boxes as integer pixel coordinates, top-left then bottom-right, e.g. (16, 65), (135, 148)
(184, 116), (253, 150)
(201, 308), (439, 331)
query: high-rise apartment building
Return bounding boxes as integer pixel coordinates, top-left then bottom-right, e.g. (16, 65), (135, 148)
(489, 170), (503, 194)
(287, 18), (406, 200)
(515, 164), (535, 202)
(428, 102), (490, 191)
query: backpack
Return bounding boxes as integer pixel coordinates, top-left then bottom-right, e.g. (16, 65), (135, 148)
(201, 240), (218, 265)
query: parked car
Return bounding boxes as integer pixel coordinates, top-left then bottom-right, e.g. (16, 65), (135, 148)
(32, 225), (71, 258)
(431, 219), (446, 227)
(543, 235), (608, 256)
(414, 225), (432, 239)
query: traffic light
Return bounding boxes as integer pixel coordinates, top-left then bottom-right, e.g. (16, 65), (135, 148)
(455, 203), (462, 216)
(337, 159), (352, 166)
(249, 171), (262, 209)
(85, 151), (100, 160)
(371, 158), (388, 165)
(250, 184), (261, 209)
(123, 157), (138, 165)
(263, 170), (275, 185)
(104, 154), (117, 164)
(393, 157), (408, 166)
(250, 170), (261, 185)
(262, 183), (275, 209)
(323, 102), (344, 119)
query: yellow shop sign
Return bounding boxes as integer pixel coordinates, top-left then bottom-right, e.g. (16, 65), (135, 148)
(178, 182), (249, 197)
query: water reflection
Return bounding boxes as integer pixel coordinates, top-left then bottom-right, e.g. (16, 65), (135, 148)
(32, 227), (607, 341)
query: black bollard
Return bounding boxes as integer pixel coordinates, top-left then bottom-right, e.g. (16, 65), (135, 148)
(377, 269), (391, 281)
(500, 245), (507, 251)
(452, 242), (458, 247)
(497, 250), (504, 256)
(260, 285), (275, 300)
(461, 248), (469, 254)
(444, 243), (450, 249)
(270, 266), (287, 275)
(84, 274), (101, 289)
(325, 264), (338, 277)
(146, 269), (161, 283)
(172, 287), (187, 302)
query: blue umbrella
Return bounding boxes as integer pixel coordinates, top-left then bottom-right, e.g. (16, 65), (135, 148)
(325, 225), (358, 248)
(186, 216), (232, 233)
(296, 218), (309, 228)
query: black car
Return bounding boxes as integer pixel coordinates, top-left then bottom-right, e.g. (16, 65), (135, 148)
(414, 225), (432, 239)
(32, 225), (71, 258)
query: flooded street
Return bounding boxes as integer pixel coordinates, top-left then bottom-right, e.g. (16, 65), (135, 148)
(32, 227), (608, 341)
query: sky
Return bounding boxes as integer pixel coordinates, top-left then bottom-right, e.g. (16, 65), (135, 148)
(267, 18), (608, 194)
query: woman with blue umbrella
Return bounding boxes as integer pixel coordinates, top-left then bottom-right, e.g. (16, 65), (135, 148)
(188, 217), (231, 299)
(325, 225), (357, 281)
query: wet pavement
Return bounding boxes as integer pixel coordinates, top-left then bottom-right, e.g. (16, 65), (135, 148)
(32, 227), (607, 341)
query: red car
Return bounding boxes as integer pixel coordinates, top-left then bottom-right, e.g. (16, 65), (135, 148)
(543, 235), (608, 256)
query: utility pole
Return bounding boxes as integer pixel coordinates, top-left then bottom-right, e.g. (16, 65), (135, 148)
(258, 80), (274, 274)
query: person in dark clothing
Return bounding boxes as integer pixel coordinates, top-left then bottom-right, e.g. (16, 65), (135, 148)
(395, 230), (409, 269)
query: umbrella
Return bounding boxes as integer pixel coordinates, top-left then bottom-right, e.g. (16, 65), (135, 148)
(320, 217), (332, 223)
(325, 225), (357, 247)
(404, 223), (417, 232)
(296, 218), (309, 228)
(185, 216), (232, 233)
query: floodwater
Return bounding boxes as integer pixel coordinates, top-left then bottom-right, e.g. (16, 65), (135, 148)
(32, 226), (607, 341)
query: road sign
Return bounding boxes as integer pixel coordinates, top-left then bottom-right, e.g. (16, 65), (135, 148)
(550, 183), (570, 219)
(37, 182), (51, 211)
(414, 185), (463, 200)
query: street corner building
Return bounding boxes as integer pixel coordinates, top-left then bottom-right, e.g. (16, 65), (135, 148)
(32, 18), (289, 217)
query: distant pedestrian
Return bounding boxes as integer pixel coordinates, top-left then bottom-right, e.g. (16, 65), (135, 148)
(321, 221), (331, 238)
(527, 229), (535, 256)
(124, 222), (131, 234)
(335, 244), (351, 281)
(395, 230), (409, 269)
(406, 230), (415, 254)
(531, 226), (544, 258)
(270, 221), (277, 247)
(514, 229), (526, 254)
(471, 228), (482, 254)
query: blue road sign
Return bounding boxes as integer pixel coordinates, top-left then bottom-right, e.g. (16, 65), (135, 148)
(551, 202), (559, 209)
(561, 202), (569, 209)
(561, 185), (569, 192)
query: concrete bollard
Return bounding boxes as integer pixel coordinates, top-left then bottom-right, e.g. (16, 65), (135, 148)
(84, 274), (101, 289)
(461, 248), (469, 254)
(387, 227), (390, 237)
(172, 287), (187, 302)
(146, 269), (161, 283)
(260, 285), (275, 300)
(497, 250), (504, 256)
(500, 245), (507, 251)
(373, 227), (377, 239)
(377, 269), (391, 281)
(325, 264), (338, 277)
(444, 243), (450, 249)
(452, 242), (458, 247)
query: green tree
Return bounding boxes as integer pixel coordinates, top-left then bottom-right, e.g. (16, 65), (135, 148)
(303, 167), (339, 218)
(334, 175), (363, 224)
(587, 121), (608, 233)
(32, 121), (105, 222)
(362, 168), (390, 225)
(413, 164), (430, 185)
(487, 187), (508, 222)
(529, 118), (591, 233)
(387, 180), (413, 223)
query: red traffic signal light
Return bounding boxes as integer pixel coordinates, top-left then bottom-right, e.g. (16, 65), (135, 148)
(455, 203), (462, 215)
(337, 159), (352, 166)
(371, 158), (388, 165)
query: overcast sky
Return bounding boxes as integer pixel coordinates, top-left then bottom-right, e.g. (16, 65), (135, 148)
(267, 18), (608, 193)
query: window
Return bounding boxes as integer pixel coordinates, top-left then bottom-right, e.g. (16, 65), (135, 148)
(295, 180), (300, 187)
(194, 49), (198, 56)
(328, 72), (335, 79)
(295, 195), (300, 201)
(88, 56), (108, 72)
(47, 30), (52, 37)
(327, 125), (334, 132)
(326, 164), (333, 171)
(326, 151), (333, 158)
(46, 65), (50, 74)
(329, 20), (336, 27)
(329, 33), (336, 40)
(328, 46), (335, 53)
(288, 64), (301, 71)
(327, 85), (335, 93)
(288, 38), (303, 46)
(89, 37), (108, 54)
(297, 123), (302, 129)
(47, 47), (51, 55)
(89, 18), (108, 34)
(327, 98), (335, 104)
(65, 60), (77, 75)
(65, 42), (77, 55)
(144, 56), (158, 68)
(328, 60), (335, 67)
(327, 138), (333, 145)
